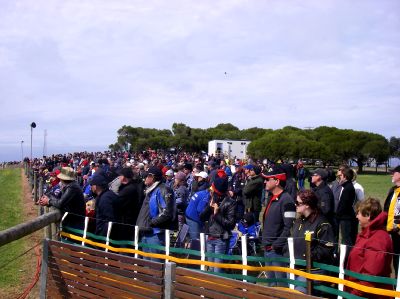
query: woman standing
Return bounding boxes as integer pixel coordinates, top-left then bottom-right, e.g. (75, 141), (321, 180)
(346, 198), (393, 299)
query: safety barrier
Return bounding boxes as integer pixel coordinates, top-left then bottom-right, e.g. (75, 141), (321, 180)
(59, 222), (400, 299)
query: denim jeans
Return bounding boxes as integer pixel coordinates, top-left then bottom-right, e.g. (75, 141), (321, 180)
(186, 218), (202, 240)
(264, 249), (287, 287)
(206, 238), (229, 273)
(141, 232), (165, 262)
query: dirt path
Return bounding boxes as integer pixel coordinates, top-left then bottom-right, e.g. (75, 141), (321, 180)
(0, 169), (42, 298)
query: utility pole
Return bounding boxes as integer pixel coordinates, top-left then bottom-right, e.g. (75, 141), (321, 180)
(30, 122), (36, 163)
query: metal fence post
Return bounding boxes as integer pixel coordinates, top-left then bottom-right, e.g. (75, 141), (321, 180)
(164, 262), (176, 299)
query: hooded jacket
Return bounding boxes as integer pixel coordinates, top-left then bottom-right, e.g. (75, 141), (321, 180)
(346, 212), (393, 299)
(243, 174), (264, 213)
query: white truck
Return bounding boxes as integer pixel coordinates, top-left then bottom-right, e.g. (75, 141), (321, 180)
(208, 139), (251, 160)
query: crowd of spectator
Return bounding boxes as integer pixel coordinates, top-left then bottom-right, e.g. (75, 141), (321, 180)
(25, 149), (399, 296)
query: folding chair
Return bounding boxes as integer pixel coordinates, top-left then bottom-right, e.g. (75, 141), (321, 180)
(173, 223), (190, 248)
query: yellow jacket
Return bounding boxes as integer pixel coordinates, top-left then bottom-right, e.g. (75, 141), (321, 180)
(386, 186), (400, 232)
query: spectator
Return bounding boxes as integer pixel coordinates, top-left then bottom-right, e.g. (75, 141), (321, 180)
(284, 190), (335, 295)
(174, 171), (189, 230)
(296, 161), (306, 190)
(200, 176), (236, 273)
(262, 166), (296, 287)
(351, 169), (365, 202)
(347, 198), (393, 299)
(39, 167), (86, 231)
(243, 164), (264, 222)
(90, 173), (118, 238)
(113, 167), (142, 241)
(136, 166), (176, 261)
(165, 169), (174, 189)
(185, 175), (211, 239)
(336, 167), (358, 246)
(183, 163), (194, 195)
(229, 163), (246, 220)
(207, 160), (218, 184)
(384, 165), (400, 276)
(311, 168), (335, 225)
(193, 171), (209, 192)
(282, 163), (298, 200)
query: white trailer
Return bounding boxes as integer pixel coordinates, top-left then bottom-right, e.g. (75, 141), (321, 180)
(208, 139), (251, 160)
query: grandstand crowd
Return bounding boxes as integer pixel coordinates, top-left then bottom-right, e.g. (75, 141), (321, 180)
(25, 150), (399, 298)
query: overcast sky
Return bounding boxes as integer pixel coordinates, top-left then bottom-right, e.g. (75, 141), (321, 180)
(1, 0), (399, 161)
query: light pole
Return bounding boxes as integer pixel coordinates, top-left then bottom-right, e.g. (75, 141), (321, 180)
(30, 122), (36, 163)
(21, 140), (24, 162)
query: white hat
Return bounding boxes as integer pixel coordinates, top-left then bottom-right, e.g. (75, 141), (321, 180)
(195, 171), (208, 179)
(165, 169), (174, 176)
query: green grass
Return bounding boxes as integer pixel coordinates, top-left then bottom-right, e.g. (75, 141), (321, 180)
(356, 173), (393, 202)
(0, 168), (24, 288)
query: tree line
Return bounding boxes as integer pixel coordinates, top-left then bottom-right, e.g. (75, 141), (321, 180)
(109, 123), (400, 172)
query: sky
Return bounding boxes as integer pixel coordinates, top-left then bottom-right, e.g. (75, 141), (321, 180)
(0, 0), (399, 161)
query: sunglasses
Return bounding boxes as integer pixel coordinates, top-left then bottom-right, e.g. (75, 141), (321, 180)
(295, 201), (305, 206)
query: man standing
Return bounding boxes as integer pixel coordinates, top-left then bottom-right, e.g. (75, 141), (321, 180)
(39, 167), (85, 231)
(136, 166), (176, 261)
(243, 165), (264, 222)
(114, 167), (142, 241)
(262, 166), (296, 287)
(90, 173), (118, 238)
(384, 165), (400, 276)
(336, 167), (358, 246)
(311, 168), (335, 226)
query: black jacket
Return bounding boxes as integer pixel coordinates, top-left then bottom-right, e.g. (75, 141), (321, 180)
(48, 181), (85, 230)
(200, 195), (237, 240)
(262, 191), (296, 252)
(336, 180), (357, 220)
(313, 181), (335, 224)
(284, 212), (335, 265)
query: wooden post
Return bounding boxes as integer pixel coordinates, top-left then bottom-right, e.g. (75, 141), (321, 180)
(33, 171), (38, 203)
(305, 231), (313, 295)
(39, 239), (49, 299)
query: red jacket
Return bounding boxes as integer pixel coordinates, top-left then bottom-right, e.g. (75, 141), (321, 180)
(346, 212), (393, 299)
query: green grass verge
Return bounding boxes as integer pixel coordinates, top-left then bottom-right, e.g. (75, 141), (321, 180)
(0, 168), (24, 288)
(356, 173), (393, 202)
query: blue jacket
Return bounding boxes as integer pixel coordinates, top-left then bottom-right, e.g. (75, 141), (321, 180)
(136, 183), (176, 234)
(185, 189), (210, 224)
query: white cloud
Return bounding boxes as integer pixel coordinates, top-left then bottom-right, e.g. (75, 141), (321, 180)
(0, 0), (399, 161)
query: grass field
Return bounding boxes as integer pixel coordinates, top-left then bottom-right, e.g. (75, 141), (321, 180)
(356, 173), (393, 202)
(0, 168), (24, 288)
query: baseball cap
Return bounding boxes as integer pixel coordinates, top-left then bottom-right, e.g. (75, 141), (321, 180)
(312, 168), (328, 180)
(195, 171), (208, 179)
(262, 166), (287, 181)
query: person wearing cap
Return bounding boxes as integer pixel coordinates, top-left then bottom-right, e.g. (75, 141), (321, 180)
(311, 168), (335, 226)
(384, 165), (400, 276)
(174, 171), (190, 230)
(39, 167), (86, 231)
(261, 166), (296, 287)
(185, 171), (210, 239)
(45, 169), (62, 199)
(243, 165), (264, 222)
(136, 166), (176, 261)
(113, 167), (142, 241)
(165, 169), (175, 189)
(220, 159), (232, 181)
(199, 176), (237, 273)
(90, 172), (118, 238)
